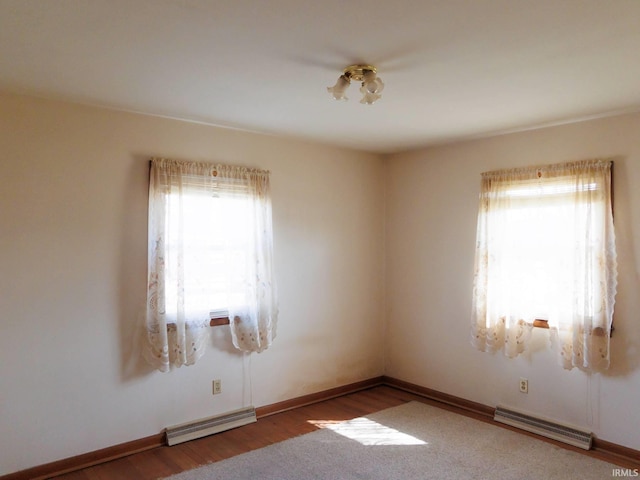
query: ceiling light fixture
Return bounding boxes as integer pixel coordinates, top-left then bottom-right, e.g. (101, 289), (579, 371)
(327, 65), (385, 105)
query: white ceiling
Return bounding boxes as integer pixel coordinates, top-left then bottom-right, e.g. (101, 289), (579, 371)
(2, 0), (640, 153)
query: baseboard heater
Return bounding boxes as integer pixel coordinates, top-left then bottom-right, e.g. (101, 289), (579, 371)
(494, 406), (592, 450)
(165, 406), (257, 446)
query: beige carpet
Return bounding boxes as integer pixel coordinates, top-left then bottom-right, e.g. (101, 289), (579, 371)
(162, 401), (619, 480)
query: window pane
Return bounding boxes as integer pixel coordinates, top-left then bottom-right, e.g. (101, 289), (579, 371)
(484, 176), (605, 324)
(163, 192), (251, 319)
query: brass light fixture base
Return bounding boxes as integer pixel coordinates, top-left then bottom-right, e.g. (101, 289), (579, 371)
(343, 65), (377, 82)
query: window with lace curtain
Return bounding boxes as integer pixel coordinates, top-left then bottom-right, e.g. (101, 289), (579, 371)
(470, 159), (617, 371)
(145, 158), (278, 372)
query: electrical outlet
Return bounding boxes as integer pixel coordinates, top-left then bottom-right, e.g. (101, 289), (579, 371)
(519, 378), (528, 394)
(213, 379), (222, 395)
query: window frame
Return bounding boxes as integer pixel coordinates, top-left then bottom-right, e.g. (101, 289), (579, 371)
(470, 159), (617, 370)
(145, 158), (278, 370)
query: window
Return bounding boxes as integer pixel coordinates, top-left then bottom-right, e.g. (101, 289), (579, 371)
(163, 189), (250, 320)
(145, 158), (278, 372)
(471, 160), (617, 371)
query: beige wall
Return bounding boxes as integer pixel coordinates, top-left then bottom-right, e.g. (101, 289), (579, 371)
(385, 112), (640, 450)
(0, 94), (385, 475)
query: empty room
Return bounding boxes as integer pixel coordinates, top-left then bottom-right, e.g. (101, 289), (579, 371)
(1, 1), (639, 479)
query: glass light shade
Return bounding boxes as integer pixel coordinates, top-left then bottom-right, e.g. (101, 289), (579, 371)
(361, 71), (384, 94)
(360, 91), (382, 105)
(327, 75), (350, 101)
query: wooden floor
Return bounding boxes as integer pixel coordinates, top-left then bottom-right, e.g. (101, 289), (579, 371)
(52, 386), (421, 480)
(48, 384), (637, 479)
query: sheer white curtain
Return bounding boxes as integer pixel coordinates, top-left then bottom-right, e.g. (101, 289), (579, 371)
(145, 158), (278, 372)
(471, 159), (617, 371)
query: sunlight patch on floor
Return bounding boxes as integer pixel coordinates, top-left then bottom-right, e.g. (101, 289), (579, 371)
(308, 417), (427, 446)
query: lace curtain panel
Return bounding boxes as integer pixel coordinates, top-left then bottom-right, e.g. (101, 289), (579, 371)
(471, 159), (617, 371)
(145, 158), (278, 372)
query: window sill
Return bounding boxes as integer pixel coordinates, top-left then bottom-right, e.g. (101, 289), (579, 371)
(531, 319), (613, 337)
(532, 319), (550, 329)
(165, 316), (230, 331)
(210, 316), (230, 327)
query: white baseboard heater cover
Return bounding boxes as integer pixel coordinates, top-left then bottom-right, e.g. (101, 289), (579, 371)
(494, 406), (592, 450)
(166, 406), (257, 446)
